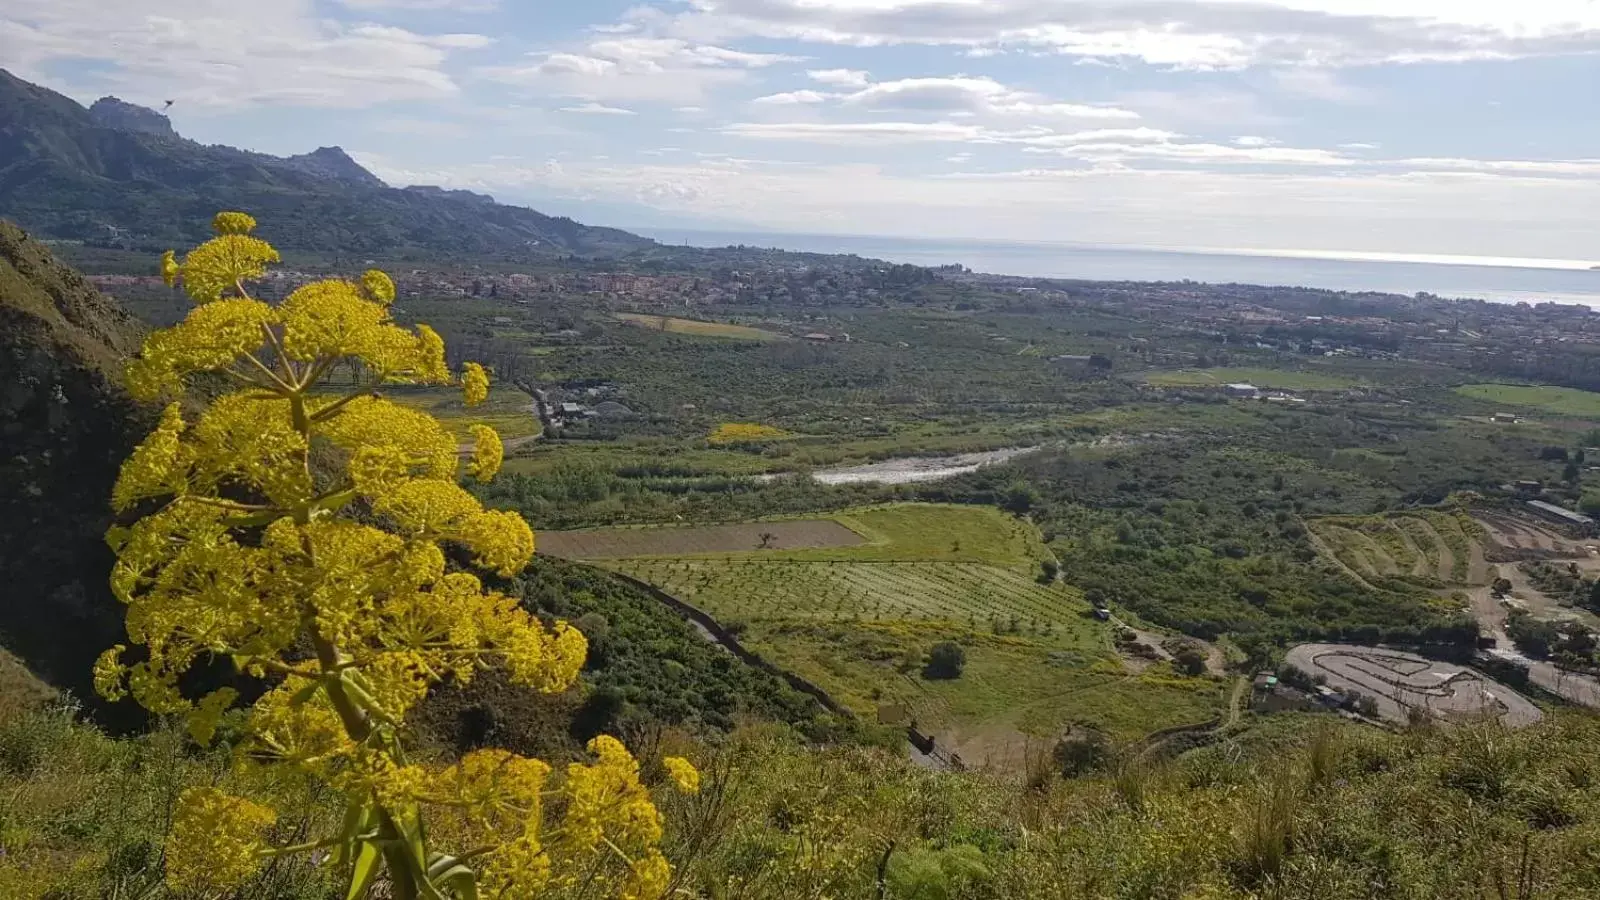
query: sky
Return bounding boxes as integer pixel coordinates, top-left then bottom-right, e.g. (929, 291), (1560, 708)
(5, 0), (1600, 263)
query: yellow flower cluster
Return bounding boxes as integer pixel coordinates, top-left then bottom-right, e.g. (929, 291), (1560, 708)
(473, 735), (688, 900)
(165, 787), (276, 892)
(463, 361), (491, 407)
(468, 423), (504, 482)
(707, 422), (793, 445)
(101, 212), (683, 899)
(663, 756), (701, 794)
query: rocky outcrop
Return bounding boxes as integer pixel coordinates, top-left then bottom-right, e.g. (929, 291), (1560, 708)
(0, 219), (149, 720)
(88, 96), (177, 138)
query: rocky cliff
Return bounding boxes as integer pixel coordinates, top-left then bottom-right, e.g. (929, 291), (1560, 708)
(0, 219), (148, 719)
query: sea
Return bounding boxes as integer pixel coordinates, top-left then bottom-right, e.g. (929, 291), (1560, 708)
(635, 228), (1600, 308)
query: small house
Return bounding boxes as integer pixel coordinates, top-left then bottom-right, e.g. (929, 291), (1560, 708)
(1225, 383), (1261, 399)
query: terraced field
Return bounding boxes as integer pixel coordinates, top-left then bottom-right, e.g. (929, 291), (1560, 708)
(612, 559), (1090, 631)
(576, 503), (1226, 765)
(1308, 510), (1480, 588)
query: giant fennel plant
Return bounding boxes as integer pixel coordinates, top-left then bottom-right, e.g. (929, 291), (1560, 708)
(93, 213), (697, 899)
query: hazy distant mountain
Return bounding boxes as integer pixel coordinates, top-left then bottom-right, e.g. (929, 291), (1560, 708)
(0, 69), (655, 258)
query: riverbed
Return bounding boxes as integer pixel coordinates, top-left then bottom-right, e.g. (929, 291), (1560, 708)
(779, 446), (1042, 486)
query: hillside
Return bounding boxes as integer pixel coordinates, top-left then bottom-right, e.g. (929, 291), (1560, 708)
(0, 219), (149, 716)
(0, 69), (655, 259)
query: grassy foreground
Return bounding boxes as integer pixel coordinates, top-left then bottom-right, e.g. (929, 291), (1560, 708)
(11, 696), (1600, 898)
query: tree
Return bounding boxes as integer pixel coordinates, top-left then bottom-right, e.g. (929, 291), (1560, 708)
(1001, 481), (1038, 514)
(1506, 612), (1559, 660)
(1173, 646), (1208, 677)
(1052, 728), (1111, 777)
(94, 213), (695, 898)
(925, 641), (967, 679)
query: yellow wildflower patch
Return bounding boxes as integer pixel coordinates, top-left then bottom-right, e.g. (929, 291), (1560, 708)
(708, 422), (793, 445)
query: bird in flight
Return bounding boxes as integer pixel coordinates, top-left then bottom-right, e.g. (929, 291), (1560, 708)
(162, 100), (175, 111)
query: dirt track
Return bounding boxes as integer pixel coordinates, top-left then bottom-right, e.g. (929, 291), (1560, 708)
(1285, 643), (1540, 727)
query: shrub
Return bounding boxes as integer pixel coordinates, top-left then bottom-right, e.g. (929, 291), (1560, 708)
(924, 642), (967, 680)
(93, 213), (697, 898)
(1172, 647), (1208, 677)
(1052, 728), (1112, 778)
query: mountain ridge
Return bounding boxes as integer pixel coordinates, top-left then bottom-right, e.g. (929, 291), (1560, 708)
(0, 69), (656, 259)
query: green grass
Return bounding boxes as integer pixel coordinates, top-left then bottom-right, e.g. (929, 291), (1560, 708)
(1143, 367), (1361, 391)
(795, 504), (1048, 567)
(1456, 382), (1600, 418)
(600, 503), (1225, 748)
(615, 313), (783, 341)
(740, 622), (1220, 744)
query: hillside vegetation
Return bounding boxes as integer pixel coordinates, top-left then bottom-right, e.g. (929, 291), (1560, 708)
(11, 694), (1600, 899)
(0, 220), (149, 720)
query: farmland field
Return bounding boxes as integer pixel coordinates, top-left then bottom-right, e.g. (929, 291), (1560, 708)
(1308, 509), (1480, 588)
(1142, 366), (1361, 391)
(1456, 383), (1600, 418)
(580, 503), (1227, 764)
(539, 520), (864, 558)
(543, 504), (1048, 565)
(615, 312), (783, 341)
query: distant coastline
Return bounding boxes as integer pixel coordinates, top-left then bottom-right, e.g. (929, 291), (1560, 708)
(635, 227), (1600, 307)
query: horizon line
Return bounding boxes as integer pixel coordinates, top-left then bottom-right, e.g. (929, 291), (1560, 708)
(631, 225), (1600, 273)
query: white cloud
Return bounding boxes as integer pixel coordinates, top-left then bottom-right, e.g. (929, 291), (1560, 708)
(1063, 141), (1352, 166)
(721, 121), (989, 144)
(807, 68), (871, 87)
(1339, 142), (1381, 150)
(485, 36), (801, 104)
(1017, 127), (1182, 146)
(335, 0), (498, 9)
(1398, 157), (1600, 176)
(841, 76), (1138, 119)
(752, 90), (833, 105)
(1, 0), (487, 107)
(559, 102), (638, 115)
(1270, 67), (1371, 103)
(668, 0), (1600, 69)
(1233, 135), (1279, 147)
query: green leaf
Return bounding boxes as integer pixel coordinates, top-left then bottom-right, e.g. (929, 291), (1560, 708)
(331, 800), (371, 868)
(345, 839), (383, 900)
(427, 854), (480, 900)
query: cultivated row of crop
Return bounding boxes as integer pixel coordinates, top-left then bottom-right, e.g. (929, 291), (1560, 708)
(611, 558), (1088, 630)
